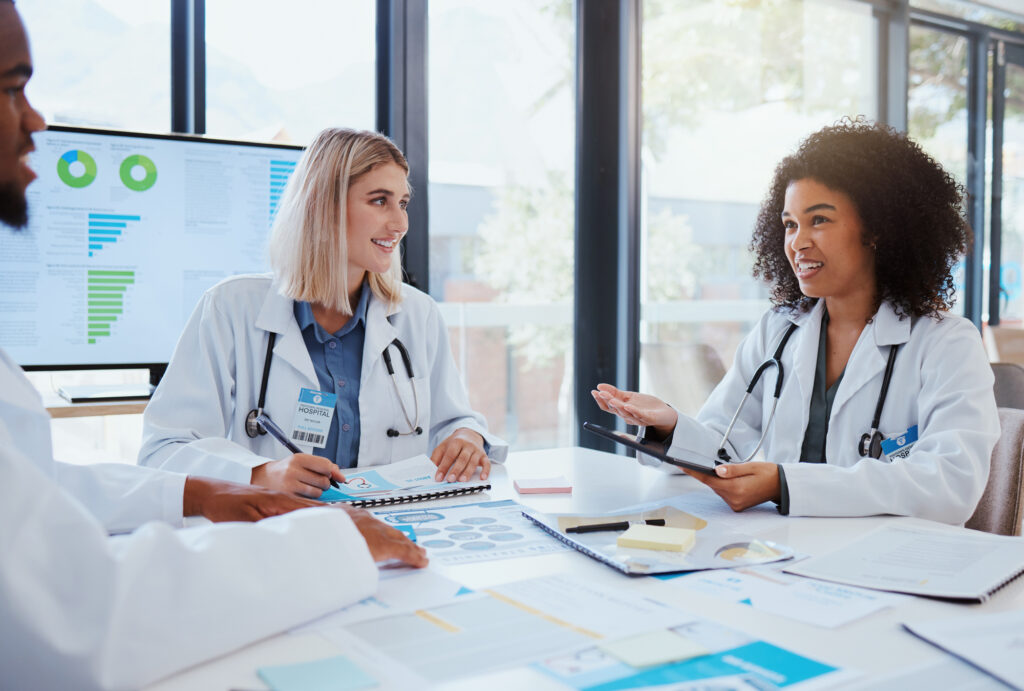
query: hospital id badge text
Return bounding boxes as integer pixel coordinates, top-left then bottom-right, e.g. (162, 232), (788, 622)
(290, 388), (337, 449)
(880, 425), (918, 461)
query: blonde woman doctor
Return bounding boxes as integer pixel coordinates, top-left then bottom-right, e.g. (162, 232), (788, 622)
(140, 128), (506, 497)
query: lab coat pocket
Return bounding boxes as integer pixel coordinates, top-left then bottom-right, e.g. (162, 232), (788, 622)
(388, 376), (430, 462)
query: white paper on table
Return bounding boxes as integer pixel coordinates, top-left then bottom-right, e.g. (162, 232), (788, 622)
(320, 574), (695, 683)
(903, 609), (1024, 689)
(666, 558), (905, 628)
(784, 523), (1024, 601)
(842, 656), (1007, 691)
(289, 567), (471, 633)
(486, 573), (690, 638)
(373, 498), (570, 566)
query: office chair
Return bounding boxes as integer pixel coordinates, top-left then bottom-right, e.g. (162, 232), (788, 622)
(992, 363), (1024, 410)
(966, 407), (1024, 536)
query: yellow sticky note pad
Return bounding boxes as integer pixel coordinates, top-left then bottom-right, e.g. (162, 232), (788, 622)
(599, 629), (709, 668)
(616, 524), (695, 552)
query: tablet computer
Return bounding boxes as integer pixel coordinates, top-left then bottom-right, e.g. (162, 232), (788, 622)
(582, 421), (719, 475)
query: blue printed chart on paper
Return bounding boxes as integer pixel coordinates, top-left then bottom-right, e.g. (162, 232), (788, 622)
(317, 455), (489, 504)
(534, 617), (850, 691)
(373, 499), (570, 565)
(321, 574), (853, 689)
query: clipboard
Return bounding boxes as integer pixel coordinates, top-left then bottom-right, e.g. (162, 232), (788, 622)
(582, 421), (718, 475)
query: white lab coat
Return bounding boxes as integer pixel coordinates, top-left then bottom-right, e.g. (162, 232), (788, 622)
(661, 300), (999, 524)
(0, 348), (378, 691)
(139, 274), (507, 483)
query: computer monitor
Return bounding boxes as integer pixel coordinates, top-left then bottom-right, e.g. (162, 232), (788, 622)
(1, 125), (303, 380)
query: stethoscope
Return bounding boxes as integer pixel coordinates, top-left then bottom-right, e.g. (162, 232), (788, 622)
(244, 333), (422, 440)
(382, 337), (423, 437)
(715, 322), (900, 463)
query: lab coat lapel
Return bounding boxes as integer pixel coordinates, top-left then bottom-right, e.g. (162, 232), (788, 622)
(829, 302), (910, 420)
(768, 301), (822, 459)
(253, 285), (318, 387)
(791, 301), (825, 406)
(362, 294), (401, 384)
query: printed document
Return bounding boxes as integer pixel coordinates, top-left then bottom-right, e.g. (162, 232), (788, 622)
(904, 609), (1024, 689)
(784, 523), (1024, 602)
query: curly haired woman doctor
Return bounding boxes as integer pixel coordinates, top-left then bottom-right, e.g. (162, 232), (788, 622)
(595, 120), (998, 524)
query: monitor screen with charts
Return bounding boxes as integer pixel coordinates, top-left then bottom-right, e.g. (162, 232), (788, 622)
(0, 125), (303, 369)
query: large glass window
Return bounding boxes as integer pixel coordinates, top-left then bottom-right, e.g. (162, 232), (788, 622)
(908, 24), (971, 317)
(17, 0), (170, 131)
(994, 55), (1024, 322)
(912, 0), (1024, 28)
(908, 26), (970, 193)
(205, 0), (375, 144)
(428, 0), (575, 449)
(639, 0), (879, 415)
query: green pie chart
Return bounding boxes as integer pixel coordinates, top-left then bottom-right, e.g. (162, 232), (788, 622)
(57, 149), (97, 188)
(119, 154), (158, 192)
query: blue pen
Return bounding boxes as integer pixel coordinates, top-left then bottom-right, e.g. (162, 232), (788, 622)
(256, 413), (340, 489)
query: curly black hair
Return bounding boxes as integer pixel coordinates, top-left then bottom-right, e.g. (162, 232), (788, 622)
(750, 118), (972, 319)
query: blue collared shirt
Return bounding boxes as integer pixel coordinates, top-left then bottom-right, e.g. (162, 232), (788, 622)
(293, 283), (371, 468)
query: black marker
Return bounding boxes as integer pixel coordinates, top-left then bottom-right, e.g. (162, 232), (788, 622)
(566, 518), (666, 534)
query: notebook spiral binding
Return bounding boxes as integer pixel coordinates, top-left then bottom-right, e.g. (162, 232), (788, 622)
(521, 511), (631, 575)
(346, 483), (491, 508)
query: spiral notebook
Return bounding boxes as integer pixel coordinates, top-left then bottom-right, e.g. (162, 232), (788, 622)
(784, 523), (1024, 603)
(522, 498), (793, 576)
(317, 455), (490, 508)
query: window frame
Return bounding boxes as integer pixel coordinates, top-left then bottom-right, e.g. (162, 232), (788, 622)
(157, 0), (1024, 449)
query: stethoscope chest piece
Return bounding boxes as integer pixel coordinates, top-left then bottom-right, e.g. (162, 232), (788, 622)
(245, 408), (267, 438)
(858, 431), (883, 458)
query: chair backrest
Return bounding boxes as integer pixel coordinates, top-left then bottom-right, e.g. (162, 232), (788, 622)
(984, 325), (1024, 364)
(992, 363), (1024, 410)
(966, 407), (1024, 536)
(639, 342), (726, 417)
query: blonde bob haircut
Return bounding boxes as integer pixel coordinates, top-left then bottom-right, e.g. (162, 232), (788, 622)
(269, 127), (409, 315)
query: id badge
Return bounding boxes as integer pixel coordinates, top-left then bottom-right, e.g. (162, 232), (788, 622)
(290, 387), (337, 449)
(880, 425), (918, 461)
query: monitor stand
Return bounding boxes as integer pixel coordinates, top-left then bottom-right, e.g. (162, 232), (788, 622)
(57, 383), (155, 404)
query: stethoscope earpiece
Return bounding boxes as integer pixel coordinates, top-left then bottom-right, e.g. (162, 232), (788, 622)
(387, 427), (422, 437)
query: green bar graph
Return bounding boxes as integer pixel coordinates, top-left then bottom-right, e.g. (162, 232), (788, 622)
(86, 269), (135, 343)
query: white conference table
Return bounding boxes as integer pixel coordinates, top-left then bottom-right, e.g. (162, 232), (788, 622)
(148, 447), (1024, 690)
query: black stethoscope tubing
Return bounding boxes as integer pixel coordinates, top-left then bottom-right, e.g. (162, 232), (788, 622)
(382, 338), (423, 437)
(244, 332), (278, 438)
(716, 322), (899, 463)
(244, 333), (422, 440)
